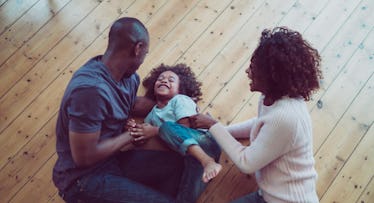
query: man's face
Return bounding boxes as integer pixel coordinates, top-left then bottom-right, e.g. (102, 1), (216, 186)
(124, 40), (149, 77)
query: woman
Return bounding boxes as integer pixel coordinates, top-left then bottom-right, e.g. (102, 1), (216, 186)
(190, 27), (322, 203)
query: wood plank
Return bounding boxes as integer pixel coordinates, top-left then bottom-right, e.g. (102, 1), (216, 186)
(231, 0), (367, 125)
(201, 0), (298, 123)
(9, 154), (58, 203)
(276, 0), (329, 31)
(303, 0), (361, 52)
(231, 93), (260, 124)
(320, 122), (374, 202)
(198, 1), (330, 199)
(0, 0), (8, 8)
(197, 141), (258, 203)
(314, 30), (374, 197)
(0, 0), (71, 65)
(356, 177), (374, 203)
(0, 0), (100, 97)
(307, 0), (374, 111)
(146, 0), (200, 52)
(0, 0), (39, 35)
(0, 0), (372, 202)
(174, 0), (264, 72)
(0, 0), (167, 200)
(47, 192), (64, 203)
(306, 0), (374, 151)
(197, 155), (239, 203)
(213, 0), (329, 122)
(200, 167), (257, 203)
(65, 0), (198, 78)
(194, 1), (303, 199)
(0, 114), (57, 202)
(312, 30), (374, 154)
(138, 0), (233, 78)
(0, 0), (136, 169)
(206, 62), (254, 124)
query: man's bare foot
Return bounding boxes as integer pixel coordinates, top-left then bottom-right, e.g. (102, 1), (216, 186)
(202, 160), (222, 183)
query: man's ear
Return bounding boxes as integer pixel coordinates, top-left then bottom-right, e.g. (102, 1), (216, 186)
(134, 41), (144, 57)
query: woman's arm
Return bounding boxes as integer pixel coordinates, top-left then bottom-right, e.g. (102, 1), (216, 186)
(209, 120), (293, 174)
(226, 118), (256, 139)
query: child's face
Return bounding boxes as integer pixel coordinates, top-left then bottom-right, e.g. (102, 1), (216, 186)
(154, 70), (180, 99)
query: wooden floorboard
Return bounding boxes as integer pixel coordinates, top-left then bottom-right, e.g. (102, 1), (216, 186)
(0, 0), (373, 202)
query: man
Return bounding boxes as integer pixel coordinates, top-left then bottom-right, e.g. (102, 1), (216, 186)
(53, 17), (220, 203)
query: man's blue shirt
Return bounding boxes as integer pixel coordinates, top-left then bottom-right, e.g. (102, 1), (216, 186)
(53, 55), (139, 191)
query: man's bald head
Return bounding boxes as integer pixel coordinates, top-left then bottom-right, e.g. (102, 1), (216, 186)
(107, 17), (149, 52)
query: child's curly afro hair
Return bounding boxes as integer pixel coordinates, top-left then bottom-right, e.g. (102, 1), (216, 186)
(142, 63), (203, 102)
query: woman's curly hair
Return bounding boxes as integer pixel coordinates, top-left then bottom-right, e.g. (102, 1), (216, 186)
(142, 63), (203, 102)
(249, 27), (322, 101)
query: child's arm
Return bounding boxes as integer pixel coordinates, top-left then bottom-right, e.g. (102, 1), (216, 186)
(130, 123), (159, 142)
(174, 95), (199, 128)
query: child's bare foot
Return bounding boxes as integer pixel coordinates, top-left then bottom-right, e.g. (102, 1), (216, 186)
(202, 160), (222, 183)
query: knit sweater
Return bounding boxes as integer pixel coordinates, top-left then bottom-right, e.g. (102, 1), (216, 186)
(209, 95), (319, 203)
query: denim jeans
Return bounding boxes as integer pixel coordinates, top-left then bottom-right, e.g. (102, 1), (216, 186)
(59, 122), (221, 203)
(231, 191), (267, 203)
(60, 152), (180, 203)
(159, 122), (222, 203)
(159, 121), (221, 160)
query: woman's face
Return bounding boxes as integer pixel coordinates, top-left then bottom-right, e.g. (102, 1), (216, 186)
(246, 62), (266, 93)
(154, 70), (180, 99)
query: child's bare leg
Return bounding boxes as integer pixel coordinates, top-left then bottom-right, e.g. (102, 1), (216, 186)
(187, 145), (222, 183)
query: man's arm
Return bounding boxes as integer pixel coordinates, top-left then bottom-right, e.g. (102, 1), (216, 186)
(131, 96), (155, 117)
(69, 130), (133, 167)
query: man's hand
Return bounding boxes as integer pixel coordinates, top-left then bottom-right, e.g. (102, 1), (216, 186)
(189, 113), (218, 129)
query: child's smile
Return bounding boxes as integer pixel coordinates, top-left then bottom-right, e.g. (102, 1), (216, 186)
(154, 70), (180, 101)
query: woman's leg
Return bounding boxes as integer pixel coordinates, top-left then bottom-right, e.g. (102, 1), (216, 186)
(231, 191), (267, 203)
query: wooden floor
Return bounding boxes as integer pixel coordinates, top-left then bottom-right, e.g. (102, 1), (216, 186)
(0, 0), (373, 202)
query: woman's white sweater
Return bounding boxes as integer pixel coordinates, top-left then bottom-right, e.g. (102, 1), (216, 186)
(209, 96), (319, 203)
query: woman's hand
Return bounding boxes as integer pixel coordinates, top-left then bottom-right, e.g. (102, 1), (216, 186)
(189, 113), (218, 129)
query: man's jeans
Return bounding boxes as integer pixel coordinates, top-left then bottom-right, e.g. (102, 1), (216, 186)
(60, 151), (181, 203)
(59, 123), (221, 203)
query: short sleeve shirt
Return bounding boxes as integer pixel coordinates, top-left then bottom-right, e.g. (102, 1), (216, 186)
(144, 94), (197, 127)
(53, 55), (140, 191)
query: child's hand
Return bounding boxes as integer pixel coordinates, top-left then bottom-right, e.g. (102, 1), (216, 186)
(130, 123), (159, 143)
(125, 118), (137, 131)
